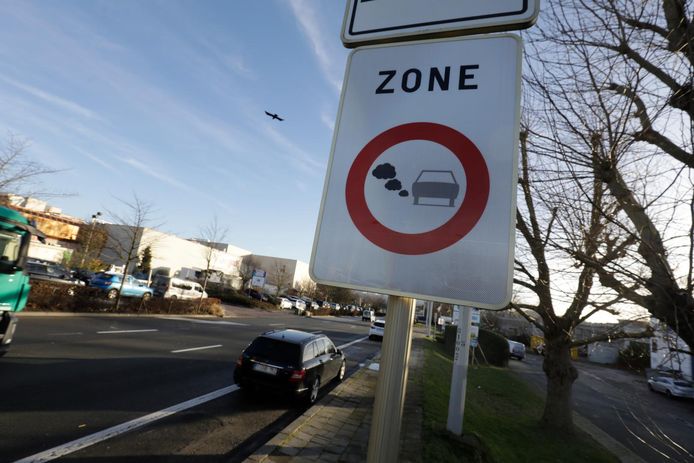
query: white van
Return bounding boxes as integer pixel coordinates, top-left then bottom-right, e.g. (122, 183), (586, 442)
(153, 277), (207, 300)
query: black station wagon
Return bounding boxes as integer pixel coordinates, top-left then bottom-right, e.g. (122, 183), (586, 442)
(234, 329), (347, 404)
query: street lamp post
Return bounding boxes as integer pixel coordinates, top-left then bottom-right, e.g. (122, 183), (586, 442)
(80, 211), (102, 268)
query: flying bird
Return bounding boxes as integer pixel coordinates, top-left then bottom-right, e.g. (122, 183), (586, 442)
(265, 111), (284, 121)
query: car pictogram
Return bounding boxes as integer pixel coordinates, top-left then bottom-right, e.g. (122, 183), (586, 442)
(411, 170), (460, 207)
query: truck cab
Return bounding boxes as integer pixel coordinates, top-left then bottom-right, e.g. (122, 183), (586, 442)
(0, 206), (44, 356)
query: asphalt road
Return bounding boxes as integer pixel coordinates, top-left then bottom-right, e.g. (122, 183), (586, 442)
(510, 354), (694, 463)
(0, 309), (381, 463)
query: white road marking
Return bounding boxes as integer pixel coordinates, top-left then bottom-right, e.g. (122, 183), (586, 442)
(96, 329), (158, 334)
(337, 336), (369, 350)
(268, 323), (285, 326)
(171, 344), (223, 354)
(165, 317), (247, 326)
(12, 385), (240, 463)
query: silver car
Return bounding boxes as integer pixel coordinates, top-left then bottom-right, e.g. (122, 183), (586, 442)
(648, 376), (694, 399)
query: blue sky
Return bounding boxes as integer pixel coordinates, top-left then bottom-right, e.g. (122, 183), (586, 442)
(0, 0), (349, 262)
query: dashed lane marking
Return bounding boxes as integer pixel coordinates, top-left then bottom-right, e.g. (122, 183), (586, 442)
(171, 344), (223, 354)
(96, 329), (158, 334)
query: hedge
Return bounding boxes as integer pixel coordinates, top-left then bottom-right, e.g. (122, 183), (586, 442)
(25, 280), (224, 316)
(442, 325), (510, 367)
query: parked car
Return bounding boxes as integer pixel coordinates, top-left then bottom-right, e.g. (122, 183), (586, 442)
(278, 297), (294, 310)
(26, 261), (83, 295)
(287, 296), (306, 312)
(233, 329), (347, 404)
(27, 261), (83, 286)
(508, 340), (526, 360)
(90, 272), (153, 300)
(369, 320), (385, 341)
(648, 376), (694, 399)
(152, 276), (206, 300)
(362, 309), (375, 322)
(534, 343), (545, 356)
(247, 289), (269, 302)
(71, 268), (96, 285)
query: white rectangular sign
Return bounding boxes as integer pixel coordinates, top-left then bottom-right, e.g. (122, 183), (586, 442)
(310, 35), (521, 309)
(342, 0), (540, 47)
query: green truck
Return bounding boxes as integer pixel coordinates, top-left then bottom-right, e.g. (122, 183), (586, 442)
(0, 205), (44, 356)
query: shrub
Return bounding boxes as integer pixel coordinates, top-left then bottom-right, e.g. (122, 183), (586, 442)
(25, 280), (223, 316)
(205, 285), (253, 307)
(442, 325), (510, 367)
(618, 341), (650, 372)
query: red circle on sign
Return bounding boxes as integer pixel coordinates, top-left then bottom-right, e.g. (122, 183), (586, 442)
(345, 122), (489, 255)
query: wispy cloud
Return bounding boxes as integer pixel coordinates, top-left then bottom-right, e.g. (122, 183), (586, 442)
(120, 157), (193, 192)
(320, 110), (335, 131)
(74, 147), (119, 173)
(0, 75), (100, 120)
(287, 0), (343, 92)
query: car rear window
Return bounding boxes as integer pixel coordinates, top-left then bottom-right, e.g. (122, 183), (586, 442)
(374, 321), (385, 328)
(246, 337), (300, 366)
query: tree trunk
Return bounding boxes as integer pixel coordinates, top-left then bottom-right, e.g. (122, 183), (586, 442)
(541, 338), (578, 434)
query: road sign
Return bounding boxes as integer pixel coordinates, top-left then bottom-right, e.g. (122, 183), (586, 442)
(342, 0), (540, 47)
(310, 35), (521, 309)
(251, 269), (266, 287)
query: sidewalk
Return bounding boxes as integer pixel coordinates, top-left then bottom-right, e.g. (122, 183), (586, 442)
(244, 333), (425, 463)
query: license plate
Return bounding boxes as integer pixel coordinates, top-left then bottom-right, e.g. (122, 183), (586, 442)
(252, 363), (278, 375)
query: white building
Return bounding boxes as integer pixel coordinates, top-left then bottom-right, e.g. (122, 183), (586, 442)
(247, 254), (310, 295)
(99, 225), (251, 286)
(650, 319), (693, 380)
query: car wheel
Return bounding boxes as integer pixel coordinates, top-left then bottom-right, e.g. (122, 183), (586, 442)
(666, 389), (673, 398)
(648, 383), (654, 392)
(308, 377), (320, 405)
(142, 292), (152, 301)
(106, 289), (118, 299)
(170, 295), (178, 300)
(336, 360), (346, 382)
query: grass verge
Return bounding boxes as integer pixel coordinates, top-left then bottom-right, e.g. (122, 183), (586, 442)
(422, 339), (619, 463)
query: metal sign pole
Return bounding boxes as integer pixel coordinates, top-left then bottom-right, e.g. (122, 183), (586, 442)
(446, 305), (473, 435)
(367, 295), (416, 463)
(426, 301), (433, 338)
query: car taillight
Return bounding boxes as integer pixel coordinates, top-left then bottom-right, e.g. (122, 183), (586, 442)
(236, 355), (243, 367)
(289, 369), (306, 382)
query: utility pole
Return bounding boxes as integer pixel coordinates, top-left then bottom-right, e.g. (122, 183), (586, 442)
(79, 211), (101, 268)
(367, 295), (415, 463)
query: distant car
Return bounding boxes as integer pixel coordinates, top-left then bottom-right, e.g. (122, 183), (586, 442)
(362, 309), (375, 322)
(247, 289), (269, 302)
(233, 329), (347, 404)
(26, 261), (83, 286)
(507, 340), (526, 360)
(278, 297), (293, 310)
(71, 268), (96, 285)
(153, 276), (206, 300)
(648, 376), (694, 399)
(412, 170), (460, 207)
(90, 272), (153, 300)
(369, 320), (385, 341)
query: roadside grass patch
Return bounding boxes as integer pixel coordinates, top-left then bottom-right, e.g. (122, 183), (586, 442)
(422, 340), (619, 463)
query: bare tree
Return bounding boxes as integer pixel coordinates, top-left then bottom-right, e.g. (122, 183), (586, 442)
(238, 255), (258, 291)
(512, 128), (652, 434)
(104, 195), (155, 311)
(270, 261), (291, 297)
(0, 133), (59, 195)
(197, 216), (228, 309)
(296, 279), (319, 299)
(528, 0), (694, 353)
